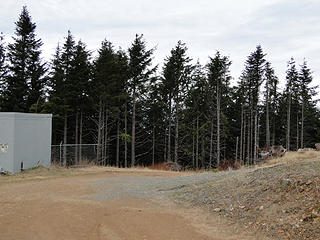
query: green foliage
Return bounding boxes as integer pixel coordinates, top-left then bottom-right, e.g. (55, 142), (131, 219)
(120, 133), (132, 143)
(0, 33), (6, 80)
(240, 45), (266, 109)
(2, 6), (46, 112)
(128, 34), (156, 90)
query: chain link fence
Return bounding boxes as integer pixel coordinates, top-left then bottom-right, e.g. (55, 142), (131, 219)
(51, 144), (99, 166)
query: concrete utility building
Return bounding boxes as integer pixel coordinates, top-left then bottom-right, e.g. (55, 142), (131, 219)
(0, 112), (52, 174)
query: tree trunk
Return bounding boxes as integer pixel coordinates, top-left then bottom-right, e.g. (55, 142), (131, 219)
(152, 126), (155, 166)
(196, 116), (199, 169)
(174, 95), (179, 164)
(243, 112), (246, 165)
(272, 113), (276, 147)
(192, 121), (195, 167)
(97, 104), (102, 164)
(257, 116), (260, 155)
(301, 103), (304, 149)
(209, 120), (213, 169)
(296, 114), (299, 151)
(240, 106), (244, 163)
(201, 136), (205, 169)
(164, 127), (167, 162)
(116, 119), (120, 167)
(75, 111), (79, 164)
(101, 106), (105, 165)
(235, 137), (239, 163)
(247, 113), (250, 165)
(217, 83), (221, 168)
(250, 109), (253, 164)
(63, 113), (68, 167)
(266, 78), (270, 149)
(79, 111), (83, 163)
(254, 110), (258, 164)
(124, 103), (128, 168)
(272, 84), (277, 147)
(167, 97), (172, 162)
(131, 87), (136, 167)
(104, 112), (108, 165)
(286, 95), (291, 151)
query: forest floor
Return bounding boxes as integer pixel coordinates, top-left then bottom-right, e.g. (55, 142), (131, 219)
(0, 151), (319, 240)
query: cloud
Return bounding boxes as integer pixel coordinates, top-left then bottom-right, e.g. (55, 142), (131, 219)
(0, 0), (319, 89)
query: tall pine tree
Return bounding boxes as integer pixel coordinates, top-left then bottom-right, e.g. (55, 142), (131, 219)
(285, 58), (299, 151)
(3, 6), (46, 112)
(128, 34), (156, 167)
(207, 52), (232, 167)
(298, 60), (318, 148)
(239, 45), (266, 164)
(0, 33), (7, 109)
(162, 41), (193, 164)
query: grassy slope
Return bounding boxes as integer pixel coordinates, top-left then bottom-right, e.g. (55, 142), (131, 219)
(173, 151), (320, 240)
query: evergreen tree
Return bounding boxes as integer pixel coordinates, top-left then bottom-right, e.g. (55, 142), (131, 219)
(47, 31), (77, 165)
(264, 62), (279, 148)
(0, 33), (7, 109)
(184, 62), (207, 168)
(46, 44), (65, 144)
(0, 33), (6, 81)
(284, 58), (299, 151)
(128, 34), (156, 167)
(162, 41), (193, 164)
(69, 40), (91, 111)
(2, 6), (46, 112)
(92, 40), (128, 166)
(298, 60), (318, 148)
(69, 40), (92, 164)
(144, 77), (167, 166)
(239, 45), (266, 164)
(207, 52), (232, 167)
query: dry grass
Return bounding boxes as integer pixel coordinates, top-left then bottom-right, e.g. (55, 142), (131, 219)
(267, 150), (320, 165)
(0, 163), (189, 185)
(148, 163), (173, 171)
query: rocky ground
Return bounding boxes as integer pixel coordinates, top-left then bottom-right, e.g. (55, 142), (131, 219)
(170, 152), (320, 240)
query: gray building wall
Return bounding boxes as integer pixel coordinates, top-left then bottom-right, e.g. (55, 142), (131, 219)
(0, 113), (52, 173)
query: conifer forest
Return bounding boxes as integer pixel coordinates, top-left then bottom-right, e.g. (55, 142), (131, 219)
(1, 7), (319, 169)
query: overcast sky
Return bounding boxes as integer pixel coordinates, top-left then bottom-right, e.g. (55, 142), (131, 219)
(1, 0), (319, 89)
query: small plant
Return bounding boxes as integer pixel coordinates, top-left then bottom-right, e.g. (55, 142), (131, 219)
(120, 133), (132, 143)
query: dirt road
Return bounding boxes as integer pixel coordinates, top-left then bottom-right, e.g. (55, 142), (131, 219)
(0, 168), (263, 240)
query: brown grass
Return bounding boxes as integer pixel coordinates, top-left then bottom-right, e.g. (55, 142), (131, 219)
(218, 159), (242, 171)
(267, 150), (320, 165)
(148, 163), (172, 171)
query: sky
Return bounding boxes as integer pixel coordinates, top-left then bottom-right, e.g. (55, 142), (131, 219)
(0, 0), (320, 90)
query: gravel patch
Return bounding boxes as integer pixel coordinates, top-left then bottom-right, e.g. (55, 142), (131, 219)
(90, 168), (252, 202)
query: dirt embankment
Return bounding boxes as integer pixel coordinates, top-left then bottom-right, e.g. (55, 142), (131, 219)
(173, 151), (320, 240)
